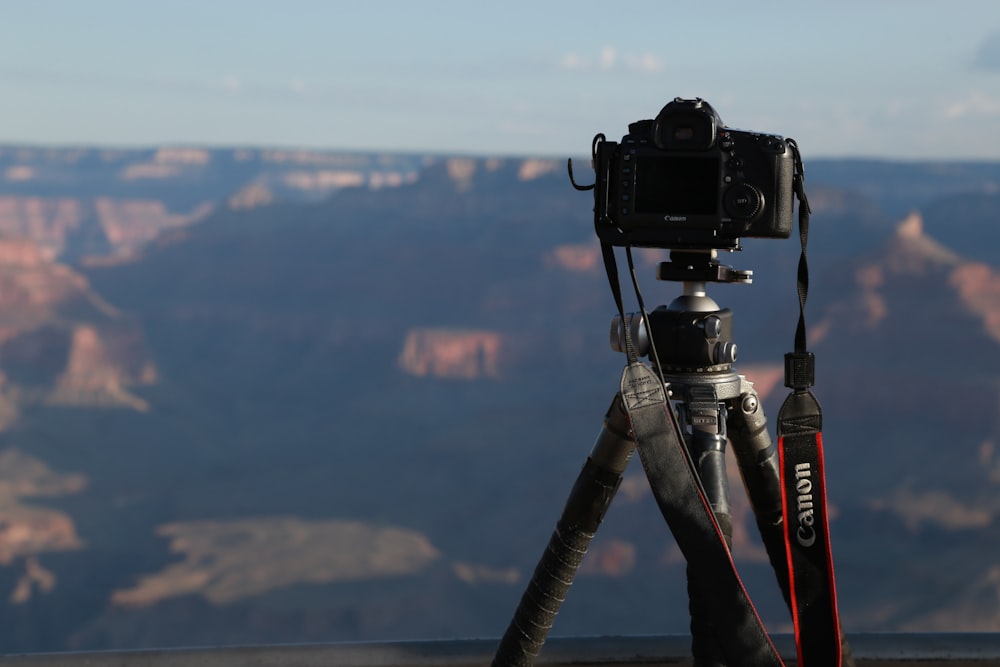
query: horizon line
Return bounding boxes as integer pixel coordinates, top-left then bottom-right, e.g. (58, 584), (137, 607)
(0, 140), (998, 166)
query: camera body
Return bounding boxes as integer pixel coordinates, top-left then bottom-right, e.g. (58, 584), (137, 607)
(594, 98), (794, 250)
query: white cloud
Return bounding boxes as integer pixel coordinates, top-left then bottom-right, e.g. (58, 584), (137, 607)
(557, 47), (663, 75)
(624, 53), (664, 74)
(598, 46), (617, 70)
(944, 90), (1000, 119)
(558, 53), (589, 70)
(221, 76), (243, 93)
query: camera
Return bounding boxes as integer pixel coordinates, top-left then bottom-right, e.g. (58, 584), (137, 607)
(593, 98), (794, 250)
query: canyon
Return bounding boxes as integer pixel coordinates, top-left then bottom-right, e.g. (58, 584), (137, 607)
(0, 145), (998, 650)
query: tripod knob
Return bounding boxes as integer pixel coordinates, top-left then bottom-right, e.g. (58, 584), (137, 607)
(714, 341), (737, 364)
(701, 315), (723, 339)
(610, 312), (649, 356)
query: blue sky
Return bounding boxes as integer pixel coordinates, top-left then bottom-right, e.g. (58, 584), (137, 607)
(1, 1), (999, 160)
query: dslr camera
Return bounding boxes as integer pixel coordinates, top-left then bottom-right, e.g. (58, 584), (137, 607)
(593, 97), (794, 250)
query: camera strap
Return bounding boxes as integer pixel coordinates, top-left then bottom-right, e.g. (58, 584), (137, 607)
(775, 139), (847, 666)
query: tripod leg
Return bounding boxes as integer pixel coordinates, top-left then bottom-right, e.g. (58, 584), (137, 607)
(491, 393), (635, 667)
(681, 386), (733, 667)
(726, 388), (789, 603)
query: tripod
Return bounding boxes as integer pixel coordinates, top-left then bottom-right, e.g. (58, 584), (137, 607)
(491, 253), (805, 666)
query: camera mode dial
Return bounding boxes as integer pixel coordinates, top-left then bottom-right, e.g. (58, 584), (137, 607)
(723, 183), (763, 221)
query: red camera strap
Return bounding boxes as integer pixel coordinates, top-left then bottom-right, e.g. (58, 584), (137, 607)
(777, 389), (843, 666)
(776, 142), (851, 666)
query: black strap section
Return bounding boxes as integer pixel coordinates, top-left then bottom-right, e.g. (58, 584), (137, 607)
(601, 242), (638, 363)
(785, 138), (815, 390)
(777, 138), (850, 667)
(622, 362), (784, 666)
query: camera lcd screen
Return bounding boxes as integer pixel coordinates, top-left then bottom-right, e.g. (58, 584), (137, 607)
(634, 156), (718, 216)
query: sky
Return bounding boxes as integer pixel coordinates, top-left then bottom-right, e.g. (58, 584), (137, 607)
(1, 1), (999, 160)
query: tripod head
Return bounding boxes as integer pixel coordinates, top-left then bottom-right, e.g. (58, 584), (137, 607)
(611, 249), (746, 373)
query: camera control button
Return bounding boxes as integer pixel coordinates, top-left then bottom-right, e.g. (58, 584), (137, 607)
(723, 184), (763, 220)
